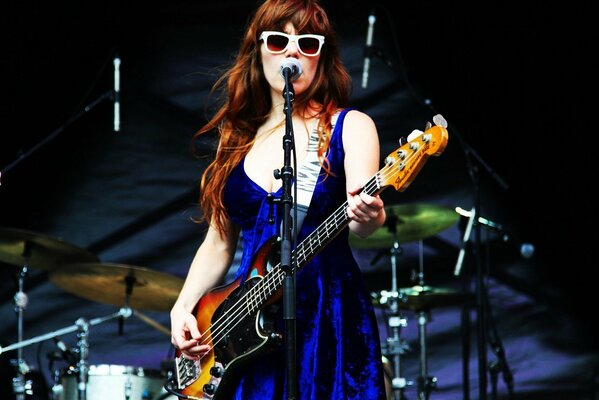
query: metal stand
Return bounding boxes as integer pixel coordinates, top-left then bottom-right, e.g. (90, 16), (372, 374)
(414, 240), (436, 400)
(377, 214), (411, 400)
(11, 262), (30, 400)
(450, 125), (510, 399)
(454, 204), (516, 399)
(1, 308), (132, 400)
(279, 60), (298, 400)
(0, 309), (130, 356)
(415, 309), (437, 400)
(75, 318), (90, 400)
(483, 274), (514, 399)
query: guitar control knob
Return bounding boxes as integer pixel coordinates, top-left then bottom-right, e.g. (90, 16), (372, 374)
(203, 383), (217, 395)
(210, 366), (224, 378)
(270, 332), (283, 344)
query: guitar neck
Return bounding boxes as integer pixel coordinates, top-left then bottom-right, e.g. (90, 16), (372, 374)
(253, 174), (382, 305)
(175, 121), (448, 398)
(293, 174), (381, 268)
(245, 122), (448, 314)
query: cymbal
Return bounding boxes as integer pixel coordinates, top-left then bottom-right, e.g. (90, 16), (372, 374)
(371, 285), (473, 311)
(49, 262), (184, 311)
(349, 203), (459, 249)
(0, 227), (99, 270)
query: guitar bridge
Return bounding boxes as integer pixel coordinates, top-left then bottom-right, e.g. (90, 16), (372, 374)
(174, 355), (201, 389)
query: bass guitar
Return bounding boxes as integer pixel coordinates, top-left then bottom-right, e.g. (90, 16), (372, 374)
(171, 115), (449, 399)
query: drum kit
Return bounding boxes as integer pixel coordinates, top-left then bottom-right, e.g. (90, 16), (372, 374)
(0, 227), (182, 400)
(350, 203), (474, 400)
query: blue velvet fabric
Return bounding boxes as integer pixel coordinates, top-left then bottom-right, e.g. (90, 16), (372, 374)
(222, 108), (386, 399)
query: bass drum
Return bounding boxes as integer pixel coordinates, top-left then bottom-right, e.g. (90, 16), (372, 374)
(55, 364), (176, 400)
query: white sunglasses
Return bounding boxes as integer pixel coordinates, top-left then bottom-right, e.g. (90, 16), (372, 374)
(259, 31), (325, 57)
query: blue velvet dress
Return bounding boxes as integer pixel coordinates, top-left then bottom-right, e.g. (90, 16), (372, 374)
(222, 108), (386, 399)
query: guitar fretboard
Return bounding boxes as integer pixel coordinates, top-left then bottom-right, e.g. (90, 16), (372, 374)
(245, 172), (382, 314)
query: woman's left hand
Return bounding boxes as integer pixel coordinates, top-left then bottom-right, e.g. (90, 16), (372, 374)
(347, 186), (384, 224)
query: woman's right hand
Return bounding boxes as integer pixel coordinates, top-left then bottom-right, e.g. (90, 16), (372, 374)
(169, 221), (239, 359)
(170, 304), (211, 359)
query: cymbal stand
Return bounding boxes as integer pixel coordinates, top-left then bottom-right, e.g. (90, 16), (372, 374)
(116, 274), (171, 336)
(381, 215), (410, 400)
(0, 308), (132, 399)
(11, 245), (32, 400)
(75, 318), (90, 400)
(119, 274), (135, 335)
(414, 240), (437, 400)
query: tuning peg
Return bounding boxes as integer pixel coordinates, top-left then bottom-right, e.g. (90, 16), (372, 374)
(433, 114), (447, 128)
(407, 129), (423, 142)
(424, 121), (432, 131)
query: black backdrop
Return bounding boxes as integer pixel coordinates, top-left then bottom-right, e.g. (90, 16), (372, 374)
(1, 1), (596, 399)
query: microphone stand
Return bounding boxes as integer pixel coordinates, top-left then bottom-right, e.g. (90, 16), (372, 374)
(483, 278), (515, 399)
(453, 132), (511, 400)
(279, 66), (297, 400)
(366, 15), (513, 395)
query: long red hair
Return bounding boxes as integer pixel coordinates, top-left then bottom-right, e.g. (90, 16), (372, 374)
(195, 0), (352, 235)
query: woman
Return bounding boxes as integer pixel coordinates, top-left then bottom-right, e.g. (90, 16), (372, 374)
(170, 0), (387, 398)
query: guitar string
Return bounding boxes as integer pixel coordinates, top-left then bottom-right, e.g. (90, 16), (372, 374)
(174, 137), (427, 386)
(177, 192), (357, 380)
(200, 153), (410, 348)
(232, 137), (437, 332)
(186, 134), (433, 370)
(200, 165), (383, 348)
(195, 141), (424, 356)
(189, 173), (380, 359)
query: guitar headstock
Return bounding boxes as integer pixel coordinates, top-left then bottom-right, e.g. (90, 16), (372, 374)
(379, 115), (449, 192)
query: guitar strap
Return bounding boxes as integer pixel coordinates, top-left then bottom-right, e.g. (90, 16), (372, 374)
(289, 109), (347, 239)
(289, 121), (321, 240)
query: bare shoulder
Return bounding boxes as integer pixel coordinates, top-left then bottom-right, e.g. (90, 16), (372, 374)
(343, 109), (376, 130)
(341, 109), (379, 146)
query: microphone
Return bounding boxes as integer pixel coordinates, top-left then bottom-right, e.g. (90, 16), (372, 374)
(454, 206), (536, 261)
(279, 57), (303, 82)
(361, 10), (376, 89)
(113, 55), (121, 132)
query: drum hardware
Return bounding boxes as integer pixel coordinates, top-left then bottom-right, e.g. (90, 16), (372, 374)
(55, 364), (172, 400)
(0, 308), (132, 399)
(415, 308), (436, 400)
(0, 229), (177, 398)
(405, 241), (472, 400)
(75, 318), (90, 400)
(373, 212), (412, 400)
(48, 262), (184, 313)
(48, 261), (179, 338)
(12, 257), (30, 400)
(0, 228), (100, 399)
(45, 262), (178, 398)
(355, 203), (460, 400)
(0, 227), (94, 400)
(371, 244), (474, 400)
(0, 227), (100, 271)
(348, 203), (459, 250)
(413, 239), (436, 400)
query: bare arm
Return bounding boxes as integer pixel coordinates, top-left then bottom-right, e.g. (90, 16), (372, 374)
(342, 110), (386, 238)
(170, 218), (240, 357)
